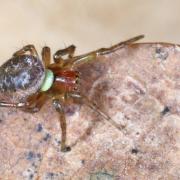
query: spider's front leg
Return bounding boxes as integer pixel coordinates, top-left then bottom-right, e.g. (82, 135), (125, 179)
(65, 35), (144, 68)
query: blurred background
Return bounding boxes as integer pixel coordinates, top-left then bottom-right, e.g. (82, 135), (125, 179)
(0, 0), (180, 64)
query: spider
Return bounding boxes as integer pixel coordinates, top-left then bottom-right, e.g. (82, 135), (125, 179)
(0, 35), (144, 152)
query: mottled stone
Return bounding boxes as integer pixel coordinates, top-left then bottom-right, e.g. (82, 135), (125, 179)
(0, 43), (179, 179)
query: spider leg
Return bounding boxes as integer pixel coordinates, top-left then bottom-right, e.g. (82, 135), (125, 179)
(52, 98), (71, 152)
(0, 93), (47, 113)
(13, 44), (38, 57)
(0, 101), (27, 108)
(24, 93), (48, 113)
(67, 92), (124, 131)
(65, 35), (144, 68)
(42, 46), (51, 68)
(53, 45), (76, 64)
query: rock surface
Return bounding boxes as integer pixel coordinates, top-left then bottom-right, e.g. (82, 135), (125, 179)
(0, 43), (179, 179)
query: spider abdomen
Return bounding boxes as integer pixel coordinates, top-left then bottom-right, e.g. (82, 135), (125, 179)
(0, 55), (45, 102)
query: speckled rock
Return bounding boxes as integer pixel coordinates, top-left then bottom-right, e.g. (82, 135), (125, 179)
(0, 43), (179, 180)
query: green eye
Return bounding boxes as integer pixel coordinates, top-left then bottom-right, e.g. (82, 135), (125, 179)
(40, 69), (54, 92)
